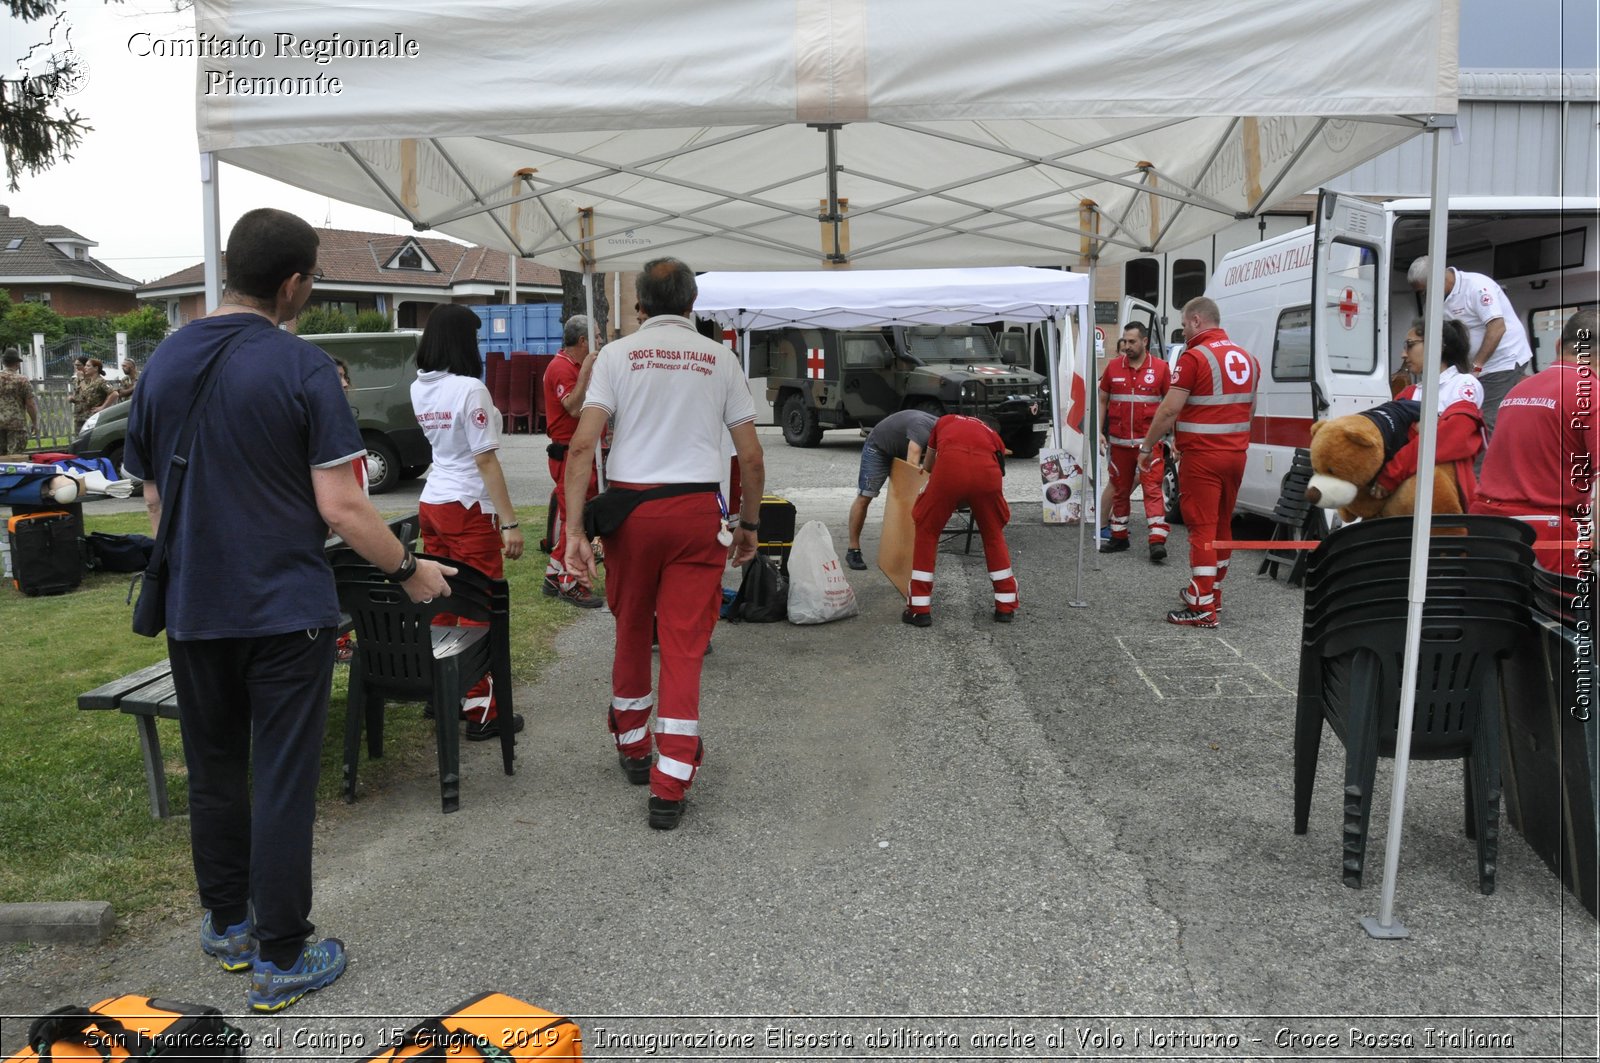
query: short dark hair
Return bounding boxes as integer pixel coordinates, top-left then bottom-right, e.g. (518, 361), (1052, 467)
(1121, 322), (1149, 342)
(225, 208), (318, 300)
(1408, 315), (1472, 375)
(636, 257), (697, 317)
(1560, 308), (1597, 358)
(2, 350), (21, 367)
(415, 303), (484, 378)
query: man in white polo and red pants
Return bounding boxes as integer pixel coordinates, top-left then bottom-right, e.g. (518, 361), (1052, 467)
(562, 258), (766, 831)
(1098, 320), (1171, 561)
(1139, 296), (1259, 628)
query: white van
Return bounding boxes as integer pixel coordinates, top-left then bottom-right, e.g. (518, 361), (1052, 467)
(1124, 192), (1600, 518)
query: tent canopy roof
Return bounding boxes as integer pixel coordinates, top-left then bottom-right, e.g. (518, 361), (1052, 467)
(694, 267), (1088, 330)
(195, 0), (1458, 271)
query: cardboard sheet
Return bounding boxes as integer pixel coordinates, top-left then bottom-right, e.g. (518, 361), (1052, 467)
(877, 458), (927, 598)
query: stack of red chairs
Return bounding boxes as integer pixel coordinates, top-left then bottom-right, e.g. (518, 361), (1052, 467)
(506, 353), (535, 433)
(486, 354), (511, 431)
(529, 353), (556, 434)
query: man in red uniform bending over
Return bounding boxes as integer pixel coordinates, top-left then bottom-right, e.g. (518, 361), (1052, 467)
(1471, 308), (1597, 578)
(904, 414), (1018, 627)
(1098, 321), (1171, 561)
(1139, 297), (1259, 628)
(542, 315), (603, 608)
(563, 258), (765, 831)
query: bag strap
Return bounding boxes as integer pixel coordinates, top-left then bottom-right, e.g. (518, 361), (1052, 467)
(135, 321), (265, 593)
(28, 1006), (156, 1063)
(636, 481), (718, 503)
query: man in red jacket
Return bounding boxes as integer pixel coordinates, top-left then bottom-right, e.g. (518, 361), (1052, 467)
(1471, 308), (1597, 578)
(1098, 321), (1171, 561)
(1139, 297), (1259, 628)
(905, 414), (1018, 627)
(541, 315), (604, 608)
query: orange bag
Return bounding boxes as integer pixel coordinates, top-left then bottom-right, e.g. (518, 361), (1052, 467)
(11, 995), (244, 1062)
(362, 993), (581, 1063)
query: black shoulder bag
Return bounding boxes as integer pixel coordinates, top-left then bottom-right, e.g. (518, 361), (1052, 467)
(130, 324), (262, 637)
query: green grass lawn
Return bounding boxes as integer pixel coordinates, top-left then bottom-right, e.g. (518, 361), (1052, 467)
(0, 506), (588, 932)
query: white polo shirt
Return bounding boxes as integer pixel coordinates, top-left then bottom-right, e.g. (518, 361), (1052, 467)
(585, 315), (756, 483)
(411, 370), (501, 513)
(1444, 268), (1533, 374)
(1400, 365), (1483, 414)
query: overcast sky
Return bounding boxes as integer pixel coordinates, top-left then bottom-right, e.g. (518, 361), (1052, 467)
(1, 0), (1594, 284)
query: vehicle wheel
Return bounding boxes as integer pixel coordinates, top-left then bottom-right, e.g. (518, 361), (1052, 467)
(1005, 429), (1043, 460)
(1162, 446), (1183, 524)
(780, 393), (824, 448)
(363, 433), (401, 494)
(400, 464), (428, 481)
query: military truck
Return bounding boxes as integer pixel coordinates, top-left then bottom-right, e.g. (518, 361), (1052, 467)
(753, 324), (1051, 456)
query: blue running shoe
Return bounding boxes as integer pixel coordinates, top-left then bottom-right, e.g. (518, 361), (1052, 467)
(199, 912), (256, 972)
(248, 938), (348, 1012)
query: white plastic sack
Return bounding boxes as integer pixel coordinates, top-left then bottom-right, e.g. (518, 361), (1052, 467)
(786, 520), (860, 625)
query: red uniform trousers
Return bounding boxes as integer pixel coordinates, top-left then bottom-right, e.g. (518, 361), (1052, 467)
(603, 492), (724, 801)
(419, 500), (503, 724)
(1106, 443), (1168, 544)
(1176, 449), (1246, 613)
(908, 447), (1018, 617)
(1470, 499), (1592, 579)
(546, 455), (599, 582)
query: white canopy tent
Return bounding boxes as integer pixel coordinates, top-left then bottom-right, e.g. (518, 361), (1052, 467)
(191, 0), (1463, 933)
(693, 267), (1089, 332)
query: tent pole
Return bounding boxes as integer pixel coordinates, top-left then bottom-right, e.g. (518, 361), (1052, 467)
(1071, 277), (1095, 608)
(583, 267), (605, 492)
(200, 153), (222, 312)
(1363, 118), (1454, 941)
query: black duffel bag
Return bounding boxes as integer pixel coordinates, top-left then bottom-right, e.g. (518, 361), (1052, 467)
(86, 531), (155, 573)
(728, 554), (787, 623)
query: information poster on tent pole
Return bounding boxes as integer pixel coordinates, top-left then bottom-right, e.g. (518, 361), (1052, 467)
(1039, 446), (1084, 524)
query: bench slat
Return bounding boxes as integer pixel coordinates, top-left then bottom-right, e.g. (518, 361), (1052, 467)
(76, 660), (174, 710)
(120, 674), (181, 720)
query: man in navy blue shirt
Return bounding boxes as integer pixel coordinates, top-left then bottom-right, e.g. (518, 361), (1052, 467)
(127, 208), (452, 1012)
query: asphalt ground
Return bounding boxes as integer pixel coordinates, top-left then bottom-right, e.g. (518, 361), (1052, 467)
(3, 427), (1596, 1061)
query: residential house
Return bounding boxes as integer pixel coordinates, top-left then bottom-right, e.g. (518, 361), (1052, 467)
(0, 204), (141, 316)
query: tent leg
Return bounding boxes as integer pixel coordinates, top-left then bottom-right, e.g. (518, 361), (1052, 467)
(1070, 289), (1095, 608)
(200, 153), (222, 312)
(583, 269), (605, 492)
(1364, 119), (1453, 940)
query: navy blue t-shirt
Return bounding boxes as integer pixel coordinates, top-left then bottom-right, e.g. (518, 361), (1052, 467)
(125, 314), (365, 640)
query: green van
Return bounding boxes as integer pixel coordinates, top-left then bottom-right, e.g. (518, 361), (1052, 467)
(71, 331), (429, 494)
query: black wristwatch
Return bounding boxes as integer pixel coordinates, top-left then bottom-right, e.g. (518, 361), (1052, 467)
(737, 518), (760, 532)
(383, 549), (418, 583)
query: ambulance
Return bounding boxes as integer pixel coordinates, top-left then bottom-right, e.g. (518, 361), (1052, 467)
(1123, 192), (1600, 518)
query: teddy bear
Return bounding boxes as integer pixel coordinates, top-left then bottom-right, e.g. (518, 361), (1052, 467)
(1304, 400), (1467, 522)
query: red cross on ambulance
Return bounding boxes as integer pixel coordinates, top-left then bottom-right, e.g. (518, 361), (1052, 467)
(806, 347), (826, 379)
(1338, 287), (1359, 329)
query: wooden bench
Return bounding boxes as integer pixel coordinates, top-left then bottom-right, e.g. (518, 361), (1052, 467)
(75, 515), (418, 820)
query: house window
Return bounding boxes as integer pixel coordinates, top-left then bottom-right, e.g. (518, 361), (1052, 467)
(319, 300), (359, 317)
(3, 238), (21, 251)
(396, 246), (424, 270)
(22, 292), (50, 305)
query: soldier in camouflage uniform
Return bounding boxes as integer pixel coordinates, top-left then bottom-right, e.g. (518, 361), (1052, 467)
(0, 350), (41, 455)
(70, 358), (113, 431)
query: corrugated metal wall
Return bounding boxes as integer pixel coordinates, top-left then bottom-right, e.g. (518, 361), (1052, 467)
(1327, 71), (1599, 199)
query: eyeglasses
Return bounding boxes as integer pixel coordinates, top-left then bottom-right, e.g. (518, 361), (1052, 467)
(1403, 338), (1423, 350)
(304, 269), (324, 282)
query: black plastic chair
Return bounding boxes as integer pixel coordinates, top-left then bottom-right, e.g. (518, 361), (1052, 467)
(1306, 536), (1535, 589)
(1259, 448), (1325, 587)
(1294, 604), (1527, 894)
(1307, 514), (1535, 564)
(336, 555), (514, 813)
(1306, 555), (1537, 600)
(1307, 580), (1533, 630)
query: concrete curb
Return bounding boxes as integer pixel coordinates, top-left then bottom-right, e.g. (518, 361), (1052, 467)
(0, 902), (115, 945)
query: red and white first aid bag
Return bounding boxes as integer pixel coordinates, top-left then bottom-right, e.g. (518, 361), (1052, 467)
(786, 520), (859, 625)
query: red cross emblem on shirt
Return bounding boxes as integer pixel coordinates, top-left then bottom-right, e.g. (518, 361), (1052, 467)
(806, 347), (826, 379)
(1338, 288), (1359, 330)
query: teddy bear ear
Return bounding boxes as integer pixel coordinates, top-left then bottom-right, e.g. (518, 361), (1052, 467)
(1308, 420), (1324, 441)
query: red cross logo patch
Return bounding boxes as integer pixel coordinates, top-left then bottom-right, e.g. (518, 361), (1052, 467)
(1338, 288), (1359, 330)
(806, 348), (826, 379)
(471, 407), (489, 429)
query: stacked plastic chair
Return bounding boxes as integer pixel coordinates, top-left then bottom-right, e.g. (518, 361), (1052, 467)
(529, 353), (557, 434)
(488, 355), (512, 432)
(333, 554), (515, 813)
(505, 353), (535, 433)
(1293, 514), (1536, 894)
(1258, 447), (1325, 587)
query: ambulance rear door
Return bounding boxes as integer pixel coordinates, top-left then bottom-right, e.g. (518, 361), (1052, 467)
(1119, 296), (1161, 360)
(1310, 190), (1391, 424)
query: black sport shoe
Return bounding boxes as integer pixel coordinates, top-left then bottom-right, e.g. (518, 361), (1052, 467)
(1099, 537), (1130, 554)
(648, 796), (686, 831)
(845, 548), (868, 570)
(1149, 542), (1167, 563)
(1166, 607), (1218, 628)
(993, 609), (1015, 623)
(619, 752), (651, 785)
(541, 574), (561, 597)
(901, 608), (932, 628)
(465, 713), (525, 742)
(558, 582), (605, 609)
